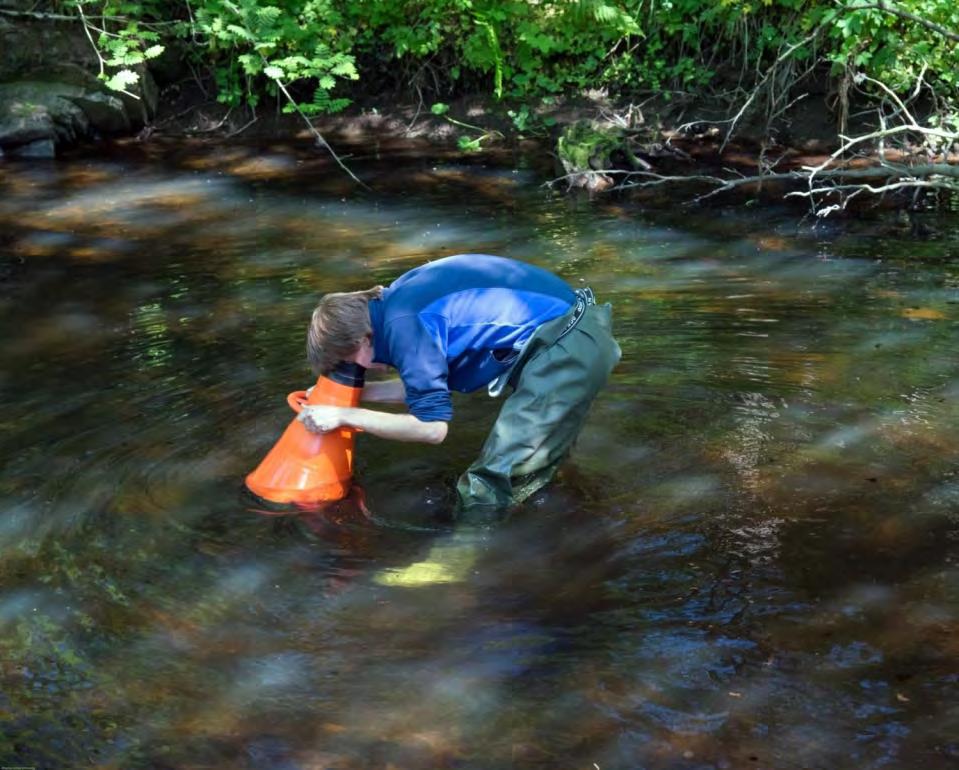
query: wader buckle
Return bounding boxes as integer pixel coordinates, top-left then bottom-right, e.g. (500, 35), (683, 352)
(556, 287), (596, 343)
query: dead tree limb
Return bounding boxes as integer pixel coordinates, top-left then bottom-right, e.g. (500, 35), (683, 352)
(673, 27), (823, 152)
(545, 159), (959, 213)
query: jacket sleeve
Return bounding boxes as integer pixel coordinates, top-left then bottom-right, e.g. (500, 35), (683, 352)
(382, 312), (452, 422)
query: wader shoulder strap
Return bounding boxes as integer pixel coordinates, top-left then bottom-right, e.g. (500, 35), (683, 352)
(487, 287), (597, 397)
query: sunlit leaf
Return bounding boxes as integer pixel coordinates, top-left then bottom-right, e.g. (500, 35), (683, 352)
(105, 69), (139, 91)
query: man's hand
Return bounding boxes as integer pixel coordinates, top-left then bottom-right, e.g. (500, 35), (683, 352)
(298, 405), (346, 434)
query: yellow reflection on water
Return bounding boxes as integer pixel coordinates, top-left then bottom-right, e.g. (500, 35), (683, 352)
(374, 533), (483, 587)
(901, 307), (947, 321)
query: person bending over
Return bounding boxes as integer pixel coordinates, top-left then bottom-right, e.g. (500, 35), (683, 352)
(300, 253), (621, 512)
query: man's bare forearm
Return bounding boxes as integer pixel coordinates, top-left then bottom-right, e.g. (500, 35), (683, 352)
(339, 407), (447, 444)
(362, 378), (406, 403)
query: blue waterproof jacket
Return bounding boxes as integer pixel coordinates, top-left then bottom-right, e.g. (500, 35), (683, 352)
(368, 254), (574, 422)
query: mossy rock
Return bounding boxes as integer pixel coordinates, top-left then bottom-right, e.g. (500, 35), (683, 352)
(559, 121), (648, 170)
(556, 120), (649, 191)
(6, 64), (147, 127)
(0, 73), (144, 154)
(557, 121), (628, 173)
(68, 92), (131, 133)
(0, 81), (90, 149)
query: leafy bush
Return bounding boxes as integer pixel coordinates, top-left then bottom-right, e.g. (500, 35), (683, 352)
(52, 1), (959, 115)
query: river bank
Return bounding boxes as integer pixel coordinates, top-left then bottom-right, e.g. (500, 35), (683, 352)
(3, 5), (956, 217)
(117, 86), (955, 224)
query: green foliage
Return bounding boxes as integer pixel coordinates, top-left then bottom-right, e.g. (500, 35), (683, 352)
(63, 0), (167, 93)
(430, 102), (501, 153)
(457, 135), (485, 152)
(56, 0), (959, 119)
(817, 0), (959, 93)
(186, 0), (358, 113)
(508, 105), (555, 137)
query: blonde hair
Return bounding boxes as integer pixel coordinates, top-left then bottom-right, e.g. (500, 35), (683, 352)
(306, 286), (383, 374)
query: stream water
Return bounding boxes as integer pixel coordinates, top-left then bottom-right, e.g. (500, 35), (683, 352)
(1, 140), (958, 769)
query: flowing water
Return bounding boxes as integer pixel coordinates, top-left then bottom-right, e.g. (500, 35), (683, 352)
(1, 140), (958, 769)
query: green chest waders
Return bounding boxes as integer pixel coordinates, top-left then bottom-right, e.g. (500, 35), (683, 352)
(456, 288), (622, 513)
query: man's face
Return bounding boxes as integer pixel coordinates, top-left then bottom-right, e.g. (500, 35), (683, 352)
(348, 336), (385, 369)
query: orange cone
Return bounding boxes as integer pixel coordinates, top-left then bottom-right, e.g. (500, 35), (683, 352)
(245, 362), (365, 504)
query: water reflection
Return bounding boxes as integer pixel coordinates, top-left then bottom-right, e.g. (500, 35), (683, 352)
(1, 142), (958, 768)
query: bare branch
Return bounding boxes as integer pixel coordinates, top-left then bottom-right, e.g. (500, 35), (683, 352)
(718, 27), (823, 151)
(268, 71), (369, 189)
(802, 124), (958, 184)
(405, 84), (425, 134)
(0, 8), (78, 21)
(224, 114), (259, 139)
(546, 157), (959, 214)
(855, 72), (919, 127)
(789, 178), (959, 201)
(0, 7), (180, 28)
(74, 3), (106, 81)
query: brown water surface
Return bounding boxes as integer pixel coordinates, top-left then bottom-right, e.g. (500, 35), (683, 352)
(1, 141), (958, 769)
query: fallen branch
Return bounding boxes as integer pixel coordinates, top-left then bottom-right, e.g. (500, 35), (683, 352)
(792, 65), (959, 213)
(791, 178), (959, 198)
(545, 158), (959, 209)
(224, 114), (259, 139)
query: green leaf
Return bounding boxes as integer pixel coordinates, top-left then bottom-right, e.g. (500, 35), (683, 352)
(237, 53), (262, 73)
(458, 135), (483, 152)
(105, 69), (139, 91)
(143, 44), (164, 59)
(431, 102), (450, 115)
(330, 60), (358, 77)
(226, 24), (255, 41)
(263, 65), (284, 80)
